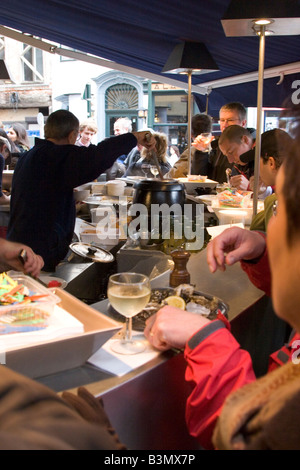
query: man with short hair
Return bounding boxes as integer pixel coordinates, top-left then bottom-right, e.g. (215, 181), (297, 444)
(7, 110), (155, 271)
(165, 113), (213, 178)
(194, 102), (255, 184)
(113, 117), (132, 136)
(76, 119), (98, 147)
(218, 125), (254, 190)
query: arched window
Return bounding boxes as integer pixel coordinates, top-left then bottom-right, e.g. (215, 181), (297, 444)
(105, 84), (138, 110)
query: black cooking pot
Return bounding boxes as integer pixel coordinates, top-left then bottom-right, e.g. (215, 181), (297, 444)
(131, 179), (186, 240)
(133, 179), (186, 208)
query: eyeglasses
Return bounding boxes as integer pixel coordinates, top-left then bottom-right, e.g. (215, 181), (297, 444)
(219, 118), (240, 124)
(272, 200), (278, 216)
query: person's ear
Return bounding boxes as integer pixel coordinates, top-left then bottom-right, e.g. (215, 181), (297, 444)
(241, 135), (251, 146)
(268, 156), (276, 170)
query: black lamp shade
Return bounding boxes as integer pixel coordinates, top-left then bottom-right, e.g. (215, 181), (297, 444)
(162, 41), (219, 74)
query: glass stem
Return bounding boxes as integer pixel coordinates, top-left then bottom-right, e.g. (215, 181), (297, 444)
(125, 317), (132, 342)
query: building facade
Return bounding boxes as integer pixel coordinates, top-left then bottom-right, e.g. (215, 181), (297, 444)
(0, 35), (197, 150)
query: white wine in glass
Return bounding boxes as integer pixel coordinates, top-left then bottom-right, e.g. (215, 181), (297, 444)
(150, 165), (159, 178)
(107, 272), (151, 354)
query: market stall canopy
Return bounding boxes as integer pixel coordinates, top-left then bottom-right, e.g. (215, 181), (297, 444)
(0, 0), (300, 111)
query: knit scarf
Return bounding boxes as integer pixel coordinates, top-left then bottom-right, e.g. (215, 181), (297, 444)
(213, 361), (300, 450)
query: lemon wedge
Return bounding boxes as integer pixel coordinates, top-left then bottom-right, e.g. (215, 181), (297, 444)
(164, 295), (186, 310)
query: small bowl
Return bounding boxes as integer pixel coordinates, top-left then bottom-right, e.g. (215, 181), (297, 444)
(105, 180), (126, 196)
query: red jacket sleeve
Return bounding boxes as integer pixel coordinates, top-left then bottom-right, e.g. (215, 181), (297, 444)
(184, 320), (256, 449)
(240, 232), (272, 297)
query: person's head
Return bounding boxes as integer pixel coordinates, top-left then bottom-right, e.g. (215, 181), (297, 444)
(191, 114), (212, 138)
(78, 119), (98, 146)
(219, 125), (253, 165)
(257, 129), (293, 187)
(141, 131), (168, 162)
(0, 128), (18, 154)
(0, 136), (11, 159)
(267, 142), (300, 328)
(44, 110), (79, 144)
(219, 102), (247, 132)
(114, 117), (132, 135)
(7, 123), (30, 149)
(170, 145), (180, 158)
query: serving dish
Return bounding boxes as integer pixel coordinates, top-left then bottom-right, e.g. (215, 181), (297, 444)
(177, 177), (218, 195)
(38, 275), (68, 289)
(107, 286), (229, 331)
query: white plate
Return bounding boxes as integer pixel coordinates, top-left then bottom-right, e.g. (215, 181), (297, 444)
(196, 194), (217, 206)
(39, 275), (68, 289)
(83, 196), (132, 206)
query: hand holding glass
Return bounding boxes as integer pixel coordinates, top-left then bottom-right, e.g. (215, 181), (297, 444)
(107, 272), (151, 354)
(199, 133), (212, 152)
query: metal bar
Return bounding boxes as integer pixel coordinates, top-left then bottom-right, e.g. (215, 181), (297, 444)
(187, 70), (192, 175)
(253, 26), (266, 217)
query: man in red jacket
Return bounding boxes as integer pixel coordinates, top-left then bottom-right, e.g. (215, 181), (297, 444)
(144, 129), (300, 449)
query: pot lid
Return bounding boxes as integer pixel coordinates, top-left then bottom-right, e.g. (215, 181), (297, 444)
(69, 242), (114, 263)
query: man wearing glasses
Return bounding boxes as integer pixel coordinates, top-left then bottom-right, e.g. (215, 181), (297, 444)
(208, 102), (256, 184)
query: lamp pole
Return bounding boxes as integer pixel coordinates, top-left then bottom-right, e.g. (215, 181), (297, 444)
(253, 25), (266, 216)
(187, 69), (192, 176)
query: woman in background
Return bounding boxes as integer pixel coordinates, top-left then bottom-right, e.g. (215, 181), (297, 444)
(168, 145), (180, 167)
(125, 131), (171, 178)
(7, 123), (30, 154)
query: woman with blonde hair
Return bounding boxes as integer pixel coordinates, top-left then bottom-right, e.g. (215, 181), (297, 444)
(124, 131), (171, 178)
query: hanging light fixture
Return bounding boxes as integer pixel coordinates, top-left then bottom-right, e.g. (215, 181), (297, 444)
(162, 41), (219, 175)
(221, 0), (300, 215)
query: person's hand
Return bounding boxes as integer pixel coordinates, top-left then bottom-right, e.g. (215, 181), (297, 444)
(0, 239), (44, 277)
(144, 305), (210, 351)
(133, 131), (156, 151)
(206, 227), (266, 273)
(230, 174), (249, 191)
(191, 134), (214, 152)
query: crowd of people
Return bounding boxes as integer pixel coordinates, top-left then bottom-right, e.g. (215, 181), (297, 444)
(0, 99), (299, 449)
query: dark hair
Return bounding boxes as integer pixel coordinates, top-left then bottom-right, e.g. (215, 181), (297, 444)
(260, 129), (294, 168)
(9, 123), (30, 149)
(192, 114), (212, 137)
(282, 142), (300, 244)
(281, 102), (300, 244)
(219, 125), (252, 146)
(170, 145), (180, 157)
(44, 110), (79, 140)
(0, 128), (19, 154)
(220, 102), (247, 121)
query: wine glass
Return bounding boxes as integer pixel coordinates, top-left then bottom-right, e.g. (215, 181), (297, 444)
(199, 133), (212, 152)
(150, 165), (159, 178)
(107, 272), (151, 354)
(141, 163), (150, 178)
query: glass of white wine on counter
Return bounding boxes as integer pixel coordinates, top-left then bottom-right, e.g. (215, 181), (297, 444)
(107, 272), (151, 354)
(150, 165), (159, 178)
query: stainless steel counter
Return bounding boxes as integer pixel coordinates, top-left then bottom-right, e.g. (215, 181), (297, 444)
(36, 247), (276, 450)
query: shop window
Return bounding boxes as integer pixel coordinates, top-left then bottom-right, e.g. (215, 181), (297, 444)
(21, 44), (44, 82)
(0, 37), (4, 60)
(152, 91), (188, 153)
